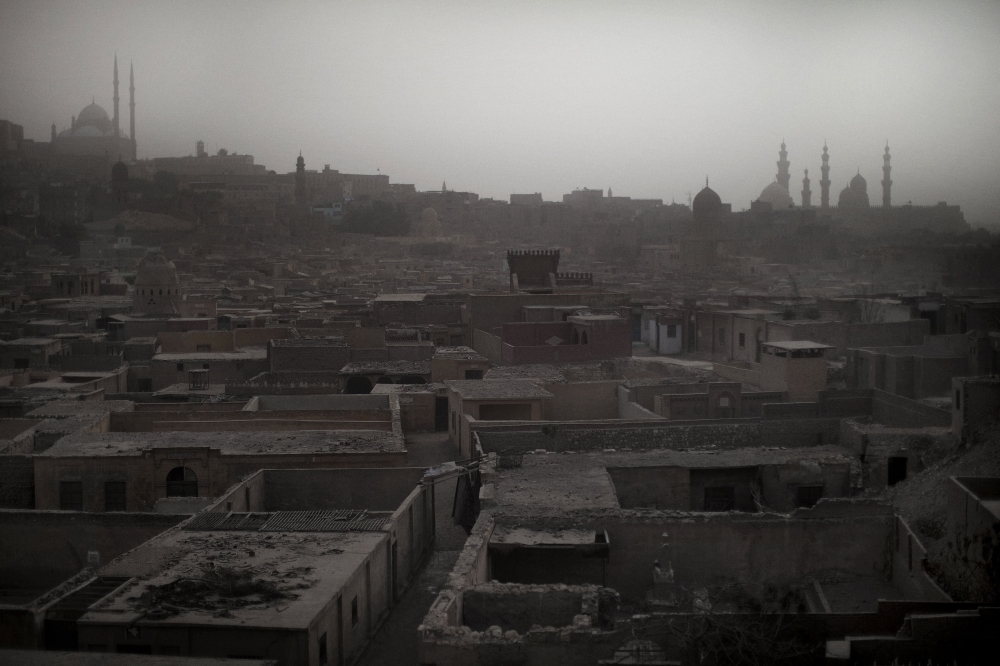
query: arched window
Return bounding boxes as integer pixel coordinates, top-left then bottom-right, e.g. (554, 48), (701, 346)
(166, 467), (198, 497)
(581, 331), (588, 344)
(345, 376), (374, 394)
(572, 330), (580, 344)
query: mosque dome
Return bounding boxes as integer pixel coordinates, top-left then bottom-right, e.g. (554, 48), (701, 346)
(850, 172), (868, 191)
(111, 160), (129, 183)
(692, 185), (722, 224)
(76, 102), (112, 134)
(135, 252), (180, 288)
(757, 180), (794, 210)
(134, 252), (181, 316)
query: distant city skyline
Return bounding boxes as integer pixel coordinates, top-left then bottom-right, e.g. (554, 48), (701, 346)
(2, 1), (999, 225)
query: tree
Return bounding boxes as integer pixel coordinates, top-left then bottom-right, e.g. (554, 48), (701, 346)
(343, 200), (410, 236)
(640, 582), (819, 666)
(853, 282), (886, 324)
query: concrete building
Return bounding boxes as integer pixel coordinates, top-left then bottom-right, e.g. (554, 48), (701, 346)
(49, 467), (434, 664)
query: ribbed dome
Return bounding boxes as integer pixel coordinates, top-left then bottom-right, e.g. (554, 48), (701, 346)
(692, 185), (722, 224)
(111, 160), (129, 183)
(135, 252), (180, 287)
(77, 102), (112, 133)
(757, 180), (794, 209)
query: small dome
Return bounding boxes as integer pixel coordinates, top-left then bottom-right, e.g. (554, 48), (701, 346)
(111, 160), (129, 183)
(757, 181), (794, 209)
(76, 102), (112, 133)
(135, 252), (180, 288)
(692, 185), (722, 224)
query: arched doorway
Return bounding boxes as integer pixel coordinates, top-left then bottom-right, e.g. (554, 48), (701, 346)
(398, 375), (426, 384)
(572, 330), (580, 344)
(166, 467), (198, 497)
(345, 376), (374, 394)
(715, 392), (735, 418)
(581, 331), (588, 344)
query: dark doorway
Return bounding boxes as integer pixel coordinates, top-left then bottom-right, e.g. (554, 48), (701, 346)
(435, 397), (448, 431)
(704, 486), (735, 511)
(166, 467), (198, 497)
(344, 376), (373, 394)
(888, 457), (908, 486)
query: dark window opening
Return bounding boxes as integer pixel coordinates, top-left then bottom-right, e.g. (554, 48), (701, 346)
(166, 466), (198, 497)
(704, 486), (734, 511)
(176, 363), (184, 372)
(60, 481), (83, 511)
(796, 485), (824, 508)
(667, 324), (676, 338)
(351, 596), (359, 626)
(464, 369), (483, 380)
(197, 345), (211, 352)
(888, 457), (907, 487)
(739, 332), (746, 348)
(104, 481), (126, 511)
(117, 645), (152, 654)
(954, 389), (961, 410)
(319, 633), (328, 665)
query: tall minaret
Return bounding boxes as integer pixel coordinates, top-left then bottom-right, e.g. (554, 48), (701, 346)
(129, 61), (136, 159)
(295, 153), (307, 212)
(112, 54), (120, 137)
(820, 142), (831, 209)
(776, 140), (790, 191)
(881, 142), (892, 208)
(801, 169), (812, 208)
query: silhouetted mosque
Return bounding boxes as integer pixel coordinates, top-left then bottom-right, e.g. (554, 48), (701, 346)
(51, 56), (136, 160)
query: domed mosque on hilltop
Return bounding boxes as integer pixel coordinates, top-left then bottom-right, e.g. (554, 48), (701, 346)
(52, 56), (137, 159)
(133, 252), (182, 316)
(682, 179), (726, 267)
(753, 140), (795, 210)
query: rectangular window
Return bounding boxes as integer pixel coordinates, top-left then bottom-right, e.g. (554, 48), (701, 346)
(60, 481), (83, 511)
(666, 324), (676, 338)
(104, 481), (126, 511)
(796, 485), (824, 508)
(464, 369), (483, 380)
(739, 332), (746, 348)
(196, 345), (211, 352)
(351, 596), (359, 626)
(718, 328), (726, 344)
(704, 486), (734, 511)
(176, 363), (184, 372)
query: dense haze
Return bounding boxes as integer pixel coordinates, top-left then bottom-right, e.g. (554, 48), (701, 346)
(2, 0), (999, 225)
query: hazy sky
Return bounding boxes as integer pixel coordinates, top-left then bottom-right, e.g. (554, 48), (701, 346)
(3, 0), (999, 224)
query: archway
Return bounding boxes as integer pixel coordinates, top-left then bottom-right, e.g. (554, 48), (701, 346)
(572, 330), (580, 344)
(345, 376), (374, 394)
(166, 466), (198, 497)
(715, 392), (735, 419)
(580, 331), (588, 345)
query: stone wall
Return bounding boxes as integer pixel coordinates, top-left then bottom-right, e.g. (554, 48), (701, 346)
(0, 455), (34, 509)
(462, 584), (586, 633)
(262, 467), (426, 511)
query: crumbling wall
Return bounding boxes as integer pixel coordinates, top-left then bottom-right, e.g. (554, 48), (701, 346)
(462, 584), (585, 632)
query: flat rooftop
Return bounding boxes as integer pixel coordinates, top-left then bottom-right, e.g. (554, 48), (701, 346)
(152, 349), (268, 361)
(25, 400), (135, 418)
(340, 360), (430, 375)
(762, 340), (835, 350)
(40, 429), (405, 458)
(445, 379), (554, 401)
(81, 528), (386, 630)
(491, 446), (855, 515)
